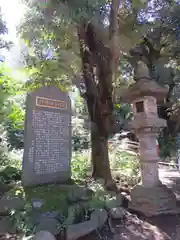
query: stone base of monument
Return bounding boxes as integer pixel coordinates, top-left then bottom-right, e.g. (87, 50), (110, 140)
(128, 182), (179, 217)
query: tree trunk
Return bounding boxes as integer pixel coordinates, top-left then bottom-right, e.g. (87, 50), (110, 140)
(77, 0), (120, 188)
(91, 128), (111, 180)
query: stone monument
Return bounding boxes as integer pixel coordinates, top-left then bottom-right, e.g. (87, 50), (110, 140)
(22, 86), (72, 186)
(120, 77), (178, 216)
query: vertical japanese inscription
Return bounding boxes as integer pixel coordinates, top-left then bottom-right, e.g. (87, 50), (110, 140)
(28, 97), (69, 174)
(32, 110), (70, 174)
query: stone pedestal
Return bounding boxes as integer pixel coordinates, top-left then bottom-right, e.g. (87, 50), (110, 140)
(129, 183), (177, 216)
(129, 131), (177, 216)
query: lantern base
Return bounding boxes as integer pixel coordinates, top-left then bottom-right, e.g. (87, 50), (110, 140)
(128, 182), (179, 217)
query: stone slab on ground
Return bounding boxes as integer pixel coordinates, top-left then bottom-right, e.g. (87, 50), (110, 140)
(34, 218), (60, 235)
(29, 210), (62, 227)
(109, 207), (127, 219)
(0, 217), (16, 235)
(67, 187), (93, 203)
(0, 196), (25, 214)
(105, 194), (124, 210)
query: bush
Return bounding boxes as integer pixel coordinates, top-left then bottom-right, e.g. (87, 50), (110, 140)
(71, 149), (140, 186)
(0, 166), (21, 184)
(71, 152), (90, 180)
(7, 149), (23, 169)
(5, 119), (24, 150)
(110, 150), (140, 186)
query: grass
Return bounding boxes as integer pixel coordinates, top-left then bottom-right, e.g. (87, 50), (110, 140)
(6, 184), (74, 215)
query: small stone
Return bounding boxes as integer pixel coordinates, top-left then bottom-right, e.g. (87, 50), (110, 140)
(32, 231), (56, 240)
(90, 209), (108, 228)
(66, 209), (107, 240)
(32, 199), (44, 209)
(65, 203), (82, 225)
(105, 198), (117, 209)
(105, 194), (123, 210)
(67, 187), (92, 203)
(109, 207), (127, 219)
(34, 218), (61, 235)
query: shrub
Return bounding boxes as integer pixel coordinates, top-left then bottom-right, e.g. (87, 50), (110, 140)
(71, 152), (90, 180)
(0, 166), (21, 184)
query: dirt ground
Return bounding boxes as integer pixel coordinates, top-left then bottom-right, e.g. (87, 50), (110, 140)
(80, 213), (180, 240)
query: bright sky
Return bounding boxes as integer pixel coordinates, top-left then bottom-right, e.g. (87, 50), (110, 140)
(0, 0), (27, 79)
(0, 0), (25, 43)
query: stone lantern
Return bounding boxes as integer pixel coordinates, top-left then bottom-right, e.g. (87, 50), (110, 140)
(120, 79), (177, 216)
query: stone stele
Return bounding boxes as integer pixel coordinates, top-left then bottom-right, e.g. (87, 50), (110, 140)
(22, 86), (72, 186)
(119, 79), (178, 216)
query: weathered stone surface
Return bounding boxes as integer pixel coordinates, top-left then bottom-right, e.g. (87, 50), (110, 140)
(65, 203), (82, 225)
(120, 79), (168, 103)
(109, 207), (127, 219)
(90, 209), (108, 227)
(105, 194), (123, 209)
(22, 86), (72, 186)
(34, 218), (60, 235)
(31, 210), (62, 226)
(0, 217), (16, 235)
(0, 196), (25, 214)
(66, 209), (107, 240)
(67, 187), (93, 203)
(32, 231), (56, 240)
(129, 183), (178, 216)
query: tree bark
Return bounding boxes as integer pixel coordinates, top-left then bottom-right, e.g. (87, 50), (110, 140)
(76, 0), (120, 188)
(91, 128), (112, 181)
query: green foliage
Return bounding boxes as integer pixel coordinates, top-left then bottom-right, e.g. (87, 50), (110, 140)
(11, 203), (33, 235)
(0, 146), (22, 183)
(72, 93), (90, 151)
(72, 117), (90, 151)
(110, 150), (140, 186)
(114, 103), (133, 129)
(71, 149), (140, 185)
(4, 119), (24, 149)
(19, 0), (81, 90)
(158, 129), (177, 159)
(72, 133), (89, 152)
(71, 152), (90, 179)
(0, 9), (13, 50)
(19, 0), (150, 93)
(0, 133), (23, 170)
(0, 65), (17, 122)
(4, 101), (25, 150)
(0, 142), (10, 167)
(0, 166), (21, 184)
